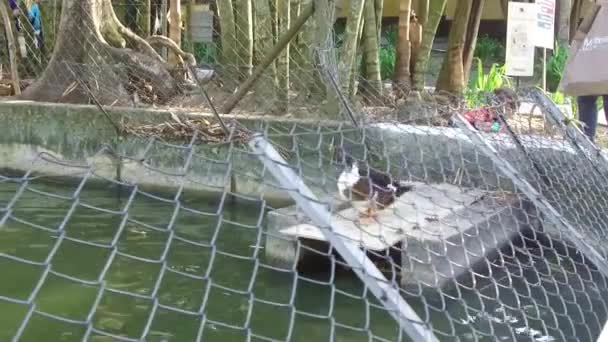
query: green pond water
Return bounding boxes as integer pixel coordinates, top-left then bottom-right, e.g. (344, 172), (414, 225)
(0, 175), (605, 342)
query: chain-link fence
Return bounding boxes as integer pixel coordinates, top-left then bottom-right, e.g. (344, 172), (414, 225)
(2, 0), (608, 341)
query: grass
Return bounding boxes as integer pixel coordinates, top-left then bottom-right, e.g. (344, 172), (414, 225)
(465, 58), (511, 108)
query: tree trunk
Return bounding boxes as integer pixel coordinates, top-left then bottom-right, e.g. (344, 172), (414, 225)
(288, 0), (304, 91)
(137, 0), (151, 37)
(316, 0), (342, 117)
(253, 0), (276, 71)
(393, 0), (412, 97)
(18, 0), (180, 105)
(253, 1), (276, 82)
(160, 0), (168, 58)
(462, 0), (485, 85)
(375, 0), (384, 43)
(349, 15), (366, 98)
(413, 0), (446, 90)
(216, 0), (238, 80)
(298, 0), (326, 101)
(168, 0), (181, 64)
(338, 0), (365, 92)
(0, 0), (21, 94)
(297, 0), (316, 96)
(435, 0), (471, 93)
(253, 0), (276, 69)
(361, 0), (383, 99)
(557, 0), (572, 43)
(417, 0), (429, 25)
(409, 11), (422, 82)
(235, 0), (253, 77)
(185, 0), (193, 52)
(276, 0), (290, 113)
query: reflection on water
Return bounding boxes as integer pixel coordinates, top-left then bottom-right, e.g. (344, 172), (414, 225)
(0, 176), (605, 341)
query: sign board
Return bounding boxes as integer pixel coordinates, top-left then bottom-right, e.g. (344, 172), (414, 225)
(534, 0), (556, 49)
(191, 5), (214, 43)
(505, 2), (537, 77)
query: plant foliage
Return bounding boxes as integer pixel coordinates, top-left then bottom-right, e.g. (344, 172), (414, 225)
(465, 58), (511, 107)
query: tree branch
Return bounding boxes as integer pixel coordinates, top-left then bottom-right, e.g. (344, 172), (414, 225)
(146, 35), (197, 66)
(101, 0), (166, 63)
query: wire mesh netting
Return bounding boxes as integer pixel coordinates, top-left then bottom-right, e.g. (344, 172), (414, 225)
(1, 0), (399, 117)
(2, 86), (608, 341)
(2, 1), (608, 342)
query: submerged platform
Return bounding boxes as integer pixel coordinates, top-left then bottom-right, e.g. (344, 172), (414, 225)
(266, 182), (530, 289)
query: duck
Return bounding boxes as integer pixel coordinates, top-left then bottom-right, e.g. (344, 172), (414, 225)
(337, 155), (413, 224)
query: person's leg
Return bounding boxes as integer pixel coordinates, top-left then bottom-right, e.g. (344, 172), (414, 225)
(38, 30), (45, 56)
(578, 95), (599, 140)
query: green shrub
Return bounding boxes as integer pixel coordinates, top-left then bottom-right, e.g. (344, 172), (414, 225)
(378, 26), (397, 80)
(379, 47), (396, 80)
(466, 58), (511, 107)
(193, 43), (218, 65)
(384, 26), (398, 48)
(545, 42), (569, 92)
(474, 35), (505, 65)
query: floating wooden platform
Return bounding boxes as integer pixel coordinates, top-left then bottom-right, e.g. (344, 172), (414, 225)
(279, 183), (487, 251)
(266, 182), (529, 289)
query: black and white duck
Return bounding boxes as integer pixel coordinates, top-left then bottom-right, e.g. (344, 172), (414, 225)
(337, 155), (413, 224)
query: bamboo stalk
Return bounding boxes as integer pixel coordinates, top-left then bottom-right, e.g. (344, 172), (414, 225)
(221, 3), (315, 114)
(158, 0), (168, 58)
(277, 0), (291, 113)
(339, 0), (365, 92)
(168, 0), (182, 64)
(140, 0), (151, 37)
(186, 0), (193, 52)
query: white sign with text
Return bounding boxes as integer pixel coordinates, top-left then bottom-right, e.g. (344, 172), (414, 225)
(506, 2), (537, 76)
(534, 0), (556, 49)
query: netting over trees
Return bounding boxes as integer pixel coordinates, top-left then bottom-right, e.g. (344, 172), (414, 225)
(2, 0), (608, 341)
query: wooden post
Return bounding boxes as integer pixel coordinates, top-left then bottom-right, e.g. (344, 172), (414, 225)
(542, 48), (547, 91)
(220, 3), (315, 114)
(0, 0), (21, 95)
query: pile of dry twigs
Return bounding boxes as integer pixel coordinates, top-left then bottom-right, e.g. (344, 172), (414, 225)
(120, 113), (251, 144)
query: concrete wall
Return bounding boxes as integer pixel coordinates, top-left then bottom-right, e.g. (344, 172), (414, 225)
(0, 100), (345, 206)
